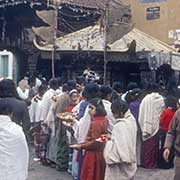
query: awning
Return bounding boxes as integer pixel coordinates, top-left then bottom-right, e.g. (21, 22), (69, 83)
(107, 53), (130, 62)
(57, 0), (104, 9)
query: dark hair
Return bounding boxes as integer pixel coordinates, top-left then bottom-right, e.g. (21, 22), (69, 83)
(100, 85), (113, 100)
(112, 82), (124, 94)
(28, 76), (36, 87)
(67, 80), (76, 91)
(89, 98), (107, 116)
(38, 84), (48, 96)
(146, 83), (159, 93)
(0, 98), (13, 115)
(82, 83), (99, 100)
(76, 76), (86, 85)
(0, 79), (18, 98)
(57, 77), (62, 87)
(62, 83), (68, 92)
(49, 78), (59, 90)
(125, 88), (141, 104)
(127, 82), (138, 91)
(111, 99), (128, 116)
(111, 90), (120, 103)
(165, 95), (178, 111)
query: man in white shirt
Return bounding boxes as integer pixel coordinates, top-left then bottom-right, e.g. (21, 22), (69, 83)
(0, 99), (29, 180)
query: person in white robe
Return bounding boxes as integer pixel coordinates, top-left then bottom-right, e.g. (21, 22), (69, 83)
(39, 79), (61, 121)
(104, 100), (137, 180)
(37, 79), (61, 164)
(138, 85), (165, 168)
(16, 78), (30, 100)
(138, 92), (165, 141)
(29, 85), (47, 124)
(29, 84), (48, 158)
(0, 99), (29, 180)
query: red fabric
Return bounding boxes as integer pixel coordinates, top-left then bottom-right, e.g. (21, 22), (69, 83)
(80, 151), (106, 180)
(160, 108), (175, 132)
(80, 116), (108, 180)
(66, 105), (75, 112)
(92, 116), (105, 121)
(141, 133), (159, 168)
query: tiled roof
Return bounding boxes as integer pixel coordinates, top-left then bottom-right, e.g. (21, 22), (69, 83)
(58, 0), (104, 9)
(0, 0), (102, 9)
(34, 25), (176, 53)
(60, 0), (101, 7)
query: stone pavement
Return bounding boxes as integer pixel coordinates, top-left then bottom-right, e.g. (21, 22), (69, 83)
(28, 159), (174, 180)
(27, 145), (174, 180)
(134, 168), (173, 180)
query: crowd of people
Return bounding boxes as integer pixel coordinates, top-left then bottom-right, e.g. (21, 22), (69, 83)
(1, 73), (180, 180)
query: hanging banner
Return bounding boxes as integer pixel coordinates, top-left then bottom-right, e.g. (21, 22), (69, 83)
(146, 7), (160, 20)
(148, 52), (171, 70)
(171, 54), (180, 71)
(141, 0), (166, 3)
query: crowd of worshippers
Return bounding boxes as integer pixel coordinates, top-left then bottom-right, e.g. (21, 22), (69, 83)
(1, 74), (180, 180)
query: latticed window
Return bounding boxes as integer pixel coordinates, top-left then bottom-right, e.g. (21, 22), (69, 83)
(0, 55), (9, 77)
(0, 51), (13, 78)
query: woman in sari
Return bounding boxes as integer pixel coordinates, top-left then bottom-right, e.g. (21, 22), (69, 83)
(71, 97), (108, 180)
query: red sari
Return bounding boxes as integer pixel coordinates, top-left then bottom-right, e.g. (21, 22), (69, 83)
(80, 116), (108, 180)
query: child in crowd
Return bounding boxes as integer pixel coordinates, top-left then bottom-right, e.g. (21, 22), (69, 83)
(70, 98), (108, 180)
(66, 89), (80, 113)
(104, 99), (137, 180)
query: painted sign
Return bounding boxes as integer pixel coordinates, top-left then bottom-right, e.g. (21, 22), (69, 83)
(168, 30), (174, 39)
(146, 7), (160, 20)
(141, 0), (166, 3)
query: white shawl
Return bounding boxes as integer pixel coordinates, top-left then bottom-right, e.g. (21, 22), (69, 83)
(74, 105), (91, 143)
(0, 115), (29, 180)
(44, 92), (64, 135)
(102, 99), (116, 133)
(138, 92), (165, 141)
(39, 88), (62, 122)
(104, 110), (137, 165)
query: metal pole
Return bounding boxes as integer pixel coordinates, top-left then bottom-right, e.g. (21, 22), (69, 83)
(103, 42), (107, 84)
(51, 48), (55, 78)
(103, 2), (109, 84)
(51, 0), (58, 78)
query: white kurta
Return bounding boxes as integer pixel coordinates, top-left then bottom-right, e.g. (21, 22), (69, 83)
(138, 92), (165, 141)
(0, 115), (29, 180)
(39, 88), (62, 121)
(16, 87), (29, 100)
(44, 91), (64, 162)
(29, 95), (42, 123)
(102, 99), (116, 133)
(104, 111), (137, 180)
